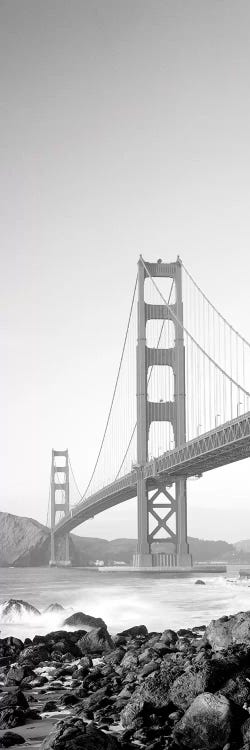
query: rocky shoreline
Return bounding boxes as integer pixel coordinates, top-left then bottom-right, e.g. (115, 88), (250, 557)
(2, 606), (250, 749)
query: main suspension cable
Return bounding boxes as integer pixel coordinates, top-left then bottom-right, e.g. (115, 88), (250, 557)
(115, 277), (175, 479)
(181, 259), (250, 349)
(141, 257), (250, 397)
(75, 274), (138, 503)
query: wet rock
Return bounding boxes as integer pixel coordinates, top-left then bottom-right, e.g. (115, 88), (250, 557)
(18, 644), (50, 667)
(206, 611), (250, 651)
(45, 603), (65, 613)
(140, 660), (160, 677)
(0, 732), (25, 747)
(117, 625), (148, 638)
(121, 667), (172, 727)
(152, 642), (170, 656)
(195, 579), (206, 585)
(43, 701), (59, 713)
(60, 693), (80, 707)
(5, 664), (34, 685)
(121, 697), (148, 729)
(169, 650), (242, 711)
(0, 692), (29, 729)
(160, 629), (178, 645)
(0, 599), (40, 621)
(77, 627), (113, 655)
(0, 692), (29, 711)
(173, 692), (232, 749)
(80, 686), (110, 712)
(41, 716), (120, 749)
(79, 656), (93, 668)
(120, 651), (138, 670)
(242, 716), (250, 743)
(0, 638), (23, 661)
(63, 612), (107, 630)
(219, 672), (250, 707)
(102, 648), (125, 666)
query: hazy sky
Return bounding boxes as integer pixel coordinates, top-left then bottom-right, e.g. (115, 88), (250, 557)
(1, 0), (250, 542)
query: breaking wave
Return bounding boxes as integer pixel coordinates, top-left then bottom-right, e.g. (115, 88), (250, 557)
(1, 567), (250, 641)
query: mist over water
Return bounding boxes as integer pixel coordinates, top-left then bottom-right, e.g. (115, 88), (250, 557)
(1, 567), (250, 641)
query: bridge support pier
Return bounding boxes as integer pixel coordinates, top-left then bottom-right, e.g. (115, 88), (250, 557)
(49, 449), (71, 567)
(176, 478), (192, 566)
(133, 256), (192, 569)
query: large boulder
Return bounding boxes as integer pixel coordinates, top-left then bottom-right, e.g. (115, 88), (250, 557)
(169, 651), (238, 711)
(0, 599), (40, 621)
(0, 731), (25, 747)
(63, 612), (106, 630)
(206, 611), (250, 651)
(121, 667), (172, 727)
(173, 692), (232, 749)
(0, 691), (29, 729)
(0, 637), (23, 663)
(5, 665), (35, 686)
(41, 717), (121, 749)
(117, 625), (148, 638)
(80, 686), (110, 712)
(219, 672), (250, 707)
(77, 627), (113, 655)
(18, 644), (50, 667)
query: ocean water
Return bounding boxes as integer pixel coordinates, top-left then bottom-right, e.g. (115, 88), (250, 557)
(1, 566), (250, 641)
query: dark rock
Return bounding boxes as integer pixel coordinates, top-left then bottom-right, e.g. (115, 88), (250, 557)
(0, 638), (23, 661)
(152, 642), (170, 655)
(77, 627), (113, 655)
(120, 651), (138, 670)
(102, 648), (125, 666)
(160, 629), (178, 645)
(117, 625), (148, 638)
(0, 732), (25, 747)
(0, 692), (29, 711)
(43, 701), (58, 713)
(242, 716), (250, 743)
(60, 693), (80, 707)
(120, 698), (148, 729)
(63, 612), (107, 630)
(140, 660), (160, 677)
(219, 672), (250, 706)
(40, 716), (120, 749)
(0, 599), (40, 621)
(79, 656), (93, 668)
(80, 686), (110, 712)
(5, 664), (35, 686)
(206, 611), (250, 651)
(18, 644), (50, 667)
(195, 579), (206, 585)
(45, 603), (65, 613)
(0, 692), (28, 730)
(169, 650), (242, 711)
(173, 692), (232, 749)
(121, 668), (172, 727)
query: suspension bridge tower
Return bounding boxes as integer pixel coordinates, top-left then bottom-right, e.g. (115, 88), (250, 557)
(49, 449), (71, 567)
(133, 256), (192, 568)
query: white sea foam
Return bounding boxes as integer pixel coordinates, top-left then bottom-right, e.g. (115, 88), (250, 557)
(1, 567), (250, 641)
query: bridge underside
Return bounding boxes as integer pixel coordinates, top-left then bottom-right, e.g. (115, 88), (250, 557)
(54, 413), (250, 538)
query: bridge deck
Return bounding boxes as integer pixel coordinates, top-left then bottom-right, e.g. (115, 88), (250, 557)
(54, 412), (250, 536)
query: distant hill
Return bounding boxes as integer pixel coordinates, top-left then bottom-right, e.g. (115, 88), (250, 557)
(234, 539), (250, 552)
(0, 510), (248, 566)
(0, 512), (49, 566)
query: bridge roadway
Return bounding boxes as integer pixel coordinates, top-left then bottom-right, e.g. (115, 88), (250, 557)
(54, 411), (250, 537)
